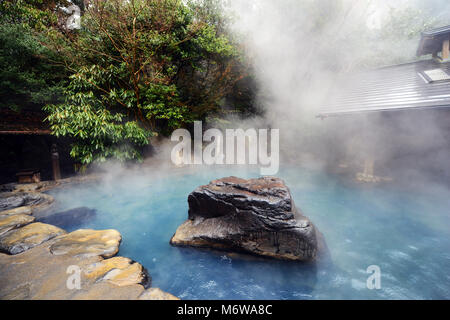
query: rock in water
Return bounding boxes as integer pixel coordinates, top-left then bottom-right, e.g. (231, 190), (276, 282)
(170, 176), (325, 261)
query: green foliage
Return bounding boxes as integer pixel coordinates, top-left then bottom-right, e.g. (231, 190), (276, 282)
(44, 99), (150, 164)
(42, 0), (245, 164)
(365, 5), (439, 67)
(378, 7), (438, 40)
(0, 0), (66, 111)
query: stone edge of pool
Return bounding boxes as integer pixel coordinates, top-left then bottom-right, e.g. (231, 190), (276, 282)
(0, 177), (179, 300)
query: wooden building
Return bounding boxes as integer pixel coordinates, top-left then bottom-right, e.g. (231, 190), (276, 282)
(0, 109), (74, 184)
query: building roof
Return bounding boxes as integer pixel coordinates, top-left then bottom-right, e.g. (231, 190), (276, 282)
(317, 59), (450, 118)
(417, 25), (450, 56)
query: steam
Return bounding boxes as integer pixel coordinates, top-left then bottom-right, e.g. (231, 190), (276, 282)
(218, 0), (450, 185)
(82, 0), (450, 188)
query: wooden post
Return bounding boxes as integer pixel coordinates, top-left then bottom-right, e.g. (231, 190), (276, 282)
(442, 39), (450, 61)
(363, 158), (374, 177)
(51, 143), (61, 181)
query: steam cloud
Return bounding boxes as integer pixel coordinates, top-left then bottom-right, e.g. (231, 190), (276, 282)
(87, 0), (450, 188)
(221, 0), (450, 184)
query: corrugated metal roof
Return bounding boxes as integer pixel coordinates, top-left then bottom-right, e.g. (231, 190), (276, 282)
(317, 59), (450, 118)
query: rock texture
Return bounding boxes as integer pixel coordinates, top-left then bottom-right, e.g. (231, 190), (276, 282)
(0, 206), (33, 217)
(0, 179), (178, 300)
(0, 174), (101, 194)
(0, 221), (177, 300)
(49, 229), (121, 258)
(0, 192), (53, 211)
(0, 222), (66, 254)
(0, 214), (35, 236)
(84, 256), (150, 288)
(171, 176), (324, 261)
(0, 236), (170, 299)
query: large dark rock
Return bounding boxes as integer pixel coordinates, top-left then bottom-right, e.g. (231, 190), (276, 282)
(170, 176), (326, 261)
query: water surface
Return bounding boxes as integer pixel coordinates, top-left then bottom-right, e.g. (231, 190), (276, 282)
(47, 166), (450, 299)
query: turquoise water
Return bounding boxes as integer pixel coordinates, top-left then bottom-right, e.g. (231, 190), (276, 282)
(47, 166), (450, 299)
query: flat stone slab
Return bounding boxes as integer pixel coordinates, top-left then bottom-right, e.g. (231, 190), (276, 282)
(0, 225), (177, 300)
(49, 229), (122, 258)
(0, 214), (35, 236)
(0, 222), (66, 255)
(0, 175), (101, 194)
(0, 241), (174, 300)
(0, 206), (33, 217)
(84, 256), (150, 288)
(0, 179), (178, 300)
(0, 192), (53, 211)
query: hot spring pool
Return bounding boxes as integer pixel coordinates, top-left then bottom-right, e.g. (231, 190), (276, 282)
(46, 167), (450, 299)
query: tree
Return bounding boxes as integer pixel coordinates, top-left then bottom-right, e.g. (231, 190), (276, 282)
(44, 0), (248, 164)
(0, 0), (68, 112)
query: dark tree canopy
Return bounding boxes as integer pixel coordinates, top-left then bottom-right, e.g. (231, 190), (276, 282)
(1, 0), (252, 164)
